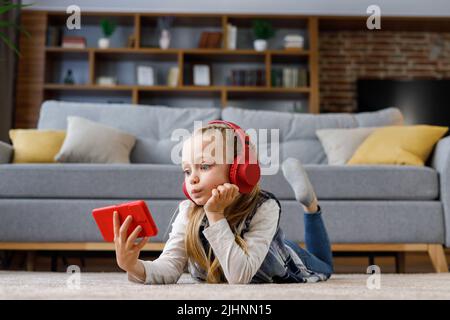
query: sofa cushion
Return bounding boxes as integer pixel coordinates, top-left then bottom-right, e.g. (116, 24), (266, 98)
(260, 165), (439, 200)
(261, 165), (439, 200)
(0, 164), (438, 200)
(55, 116), (136, 164)
(348, 125), (449, 166)
(222, 106), (403, 165)
(9, 129), (66, 163)
(0, 164), (185, 199)
(315, 127), (376, 165)
(37, 100), (221, 164)
(0, 141), (13, 164)
(0, 199), (444, 243)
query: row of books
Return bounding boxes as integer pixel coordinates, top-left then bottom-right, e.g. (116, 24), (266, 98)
(271, 68), (308, 88)
(47, 27), (87, 48)
(228, 69), (266, 86)
(61, 36), (87, 49)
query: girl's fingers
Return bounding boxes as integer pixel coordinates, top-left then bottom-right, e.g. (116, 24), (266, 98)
(217, 185), (226, 197)
(136, 236), (149, 251)
(113, 211), (120, 239)
(126, 225), (142, 250)
(119, 215), (133, 241)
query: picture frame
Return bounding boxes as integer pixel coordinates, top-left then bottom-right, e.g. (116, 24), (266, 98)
(193, 64), (211, 86)
(137, 65), (155, 86)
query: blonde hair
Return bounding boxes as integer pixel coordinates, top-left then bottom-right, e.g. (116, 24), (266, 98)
(184, 123), (261, 283)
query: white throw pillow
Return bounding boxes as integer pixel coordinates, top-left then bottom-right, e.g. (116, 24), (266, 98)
(316, 127), (376, 165)
(55, 116), (136, 164)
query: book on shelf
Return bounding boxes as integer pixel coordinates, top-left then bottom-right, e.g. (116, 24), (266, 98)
(62, 36), (86, 49)
(167, 67), (179, 87)
(230, 69), (265, 86)
(46, 26), (61, 47)
(272, 67), (308, 88)
(226, 24), (237, 50)
(198, 32), (223, 49)
(284, 34), (304, 50)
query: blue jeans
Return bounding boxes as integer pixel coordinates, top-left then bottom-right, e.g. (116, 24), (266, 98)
(284, 208), (334, 278)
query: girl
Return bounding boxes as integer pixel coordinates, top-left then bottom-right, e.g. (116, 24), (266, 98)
(113, 121), (334, 284)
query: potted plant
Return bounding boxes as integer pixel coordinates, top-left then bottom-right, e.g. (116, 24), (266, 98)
(98, 18), (116, 49)
(252, 19), (275, 51)
(0, 1), (32, 56)
(157, 16), (174, 49)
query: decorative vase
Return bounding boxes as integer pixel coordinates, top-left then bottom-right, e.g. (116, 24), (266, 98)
(253, 39), (267, 51)
(159, 29), (171, 49)
(98, 37), (110, 49)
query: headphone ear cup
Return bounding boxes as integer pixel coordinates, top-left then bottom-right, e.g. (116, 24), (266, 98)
(229, 161), (239, 187)
(230, 154), (261, 194)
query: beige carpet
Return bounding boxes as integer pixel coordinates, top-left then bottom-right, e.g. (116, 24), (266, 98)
(1, 271), (450, 300)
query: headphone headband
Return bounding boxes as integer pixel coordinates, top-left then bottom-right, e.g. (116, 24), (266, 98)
(207, 120), (249, 156)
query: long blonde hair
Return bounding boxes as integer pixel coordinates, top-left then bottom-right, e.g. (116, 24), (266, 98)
(184, 123), (261, 283)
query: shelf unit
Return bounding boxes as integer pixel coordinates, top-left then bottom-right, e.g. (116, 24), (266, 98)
(15, 11), (319, 127)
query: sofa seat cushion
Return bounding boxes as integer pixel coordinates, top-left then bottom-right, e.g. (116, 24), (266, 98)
(0, 164), (438, 200)
(0, 164), (186, 199)
(260, 164), (439, 200)
(0, 199), (444, 243)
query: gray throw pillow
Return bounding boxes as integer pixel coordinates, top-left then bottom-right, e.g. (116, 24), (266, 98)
(55, 116), (136, 163)
(0, 141), (13, 164)
(316, 127), (377, 165)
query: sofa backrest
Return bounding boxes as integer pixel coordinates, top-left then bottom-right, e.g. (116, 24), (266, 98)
(37, 100), (221, 164)
(222, 107), (403, 164)
(38, 100), (403, 165)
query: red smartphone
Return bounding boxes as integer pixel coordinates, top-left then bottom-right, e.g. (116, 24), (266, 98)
(92, 200), (158, 242)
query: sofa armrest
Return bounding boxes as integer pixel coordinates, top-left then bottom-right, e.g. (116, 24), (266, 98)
(0, 141), (13, 164)
(431, 136), (450, 247)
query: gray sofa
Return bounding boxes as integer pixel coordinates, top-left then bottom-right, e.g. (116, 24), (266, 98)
(0, 100), (449, 272)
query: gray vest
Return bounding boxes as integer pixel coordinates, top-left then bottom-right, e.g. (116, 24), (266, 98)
(188, 190), (328, 283)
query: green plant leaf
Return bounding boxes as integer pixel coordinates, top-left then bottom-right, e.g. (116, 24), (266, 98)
(0, 21), (31, 38)
(0, 30), (20, 56)
(0, 1), (34, 56)
(0, 2), (33, 15)
(100, 18), (116, 37)
(252, 19), (275, 40)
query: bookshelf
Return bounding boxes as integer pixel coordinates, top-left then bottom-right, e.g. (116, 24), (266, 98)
(16, 11), (320, 128)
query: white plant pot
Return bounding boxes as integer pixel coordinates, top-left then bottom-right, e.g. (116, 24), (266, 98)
(98, 37), (110, 49)
(254, 39), (267, 51)
(159, 29), (171, 49)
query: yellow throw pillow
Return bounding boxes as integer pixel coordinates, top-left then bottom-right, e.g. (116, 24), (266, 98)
(9, 129), (66, 163)
(347, 125), (448, 166)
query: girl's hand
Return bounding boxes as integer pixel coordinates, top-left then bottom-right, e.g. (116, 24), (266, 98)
(113, 211), (149, 279)
(204, 183), (240, 221)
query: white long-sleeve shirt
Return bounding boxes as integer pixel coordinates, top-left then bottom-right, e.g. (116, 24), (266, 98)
(127, 198), (280, 284)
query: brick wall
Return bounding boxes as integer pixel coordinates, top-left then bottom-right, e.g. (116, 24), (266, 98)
(319, 31), (450, 112)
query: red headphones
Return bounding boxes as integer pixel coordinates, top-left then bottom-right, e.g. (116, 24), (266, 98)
(182, 120), (261, 203)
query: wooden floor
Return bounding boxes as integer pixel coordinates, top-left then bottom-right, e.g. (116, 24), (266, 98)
(2, 249), (450, 274)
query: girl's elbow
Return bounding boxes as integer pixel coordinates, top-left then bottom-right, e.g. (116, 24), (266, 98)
(226, 274), (252, 285)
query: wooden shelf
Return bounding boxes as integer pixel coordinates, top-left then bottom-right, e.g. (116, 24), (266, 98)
(43, 84), (134, 90)
(44, 83), (310, 92)
(46, 47), (310, 56)
(16, 11), (320, 128)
